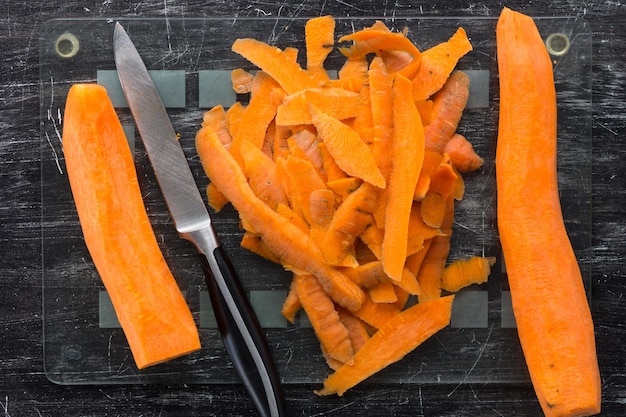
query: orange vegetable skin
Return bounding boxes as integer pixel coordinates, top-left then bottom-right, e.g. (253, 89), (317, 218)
(62, 84), (200, 369)
(382, 75), (425, 281)
(316, 295), (454, 396)
(496, 8), (600, 417)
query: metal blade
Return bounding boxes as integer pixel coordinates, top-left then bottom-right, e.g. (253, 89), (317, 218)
(113, 22), (210, 234)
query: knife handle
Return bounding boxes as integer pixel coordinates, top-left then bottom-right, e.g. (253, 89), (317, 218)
(184, 227), (286, 417)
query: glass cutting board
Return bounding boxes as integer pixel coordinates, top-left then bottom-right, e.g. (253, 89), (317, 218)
(40, 16), (592, 385)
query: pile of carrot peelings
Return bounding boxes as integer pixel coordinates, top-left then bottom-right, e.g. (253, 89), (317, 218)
(195, 16), (493, 396)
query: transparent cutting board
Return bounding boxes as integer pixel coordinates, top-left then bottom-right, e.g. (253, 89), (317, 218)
(40, 16), (592, 385)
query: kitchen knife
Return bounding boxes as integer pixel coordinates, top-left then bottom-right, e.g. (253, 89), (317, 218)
(113, 22), (285, 417)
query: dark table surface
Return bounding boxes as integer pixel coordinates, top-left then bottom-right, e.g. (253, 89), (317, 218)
(2, 0), (625, 416)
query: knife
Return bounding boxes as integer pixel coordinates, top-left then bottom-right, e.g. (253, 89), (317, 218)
(113, 22), (286, 417)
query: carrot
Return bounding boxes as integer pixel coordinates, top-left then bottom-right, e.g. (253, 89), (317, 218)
(420, 191), (447, 228)
(382, 74), (425, 281)
(62, 84), (200, 369)
(225, 101), (245, 138)
(276, 87), (359, 126)
(196, 125), (365, 312)
(232, 37), (320, 95)
(443, 133), (485, 173)
(416, 196), (454, 302)
(202, 105), (233, 147)
(412, 27), (472, 101)
(496, 8), (600, 416)
(321, 182), (377, 266)
(441, 256), (496, 292)
(368, 281), (398, 304)
(305, 15), (336, 81)
(240, 231), (281, 264)
(353, 294), (401, 330)
(239, 139), (288, 209)
(309, 104), (385, 188)
(423, 70), (470, 152)
(406, 202), (444, 256)
(326, 177), (362, 202)
(414, 150), (444, 200)
(229, 71), (283, 164)
(316, 295), (454, 396)
(339, 26), (422, 61)
(205, 182), (230, 212)
(309, 188), (336, 227)
(295, 274), (354, 364)
(230, 68), (254, 94)
(282, 155), (327, 226)
(337, 308), (371, 354)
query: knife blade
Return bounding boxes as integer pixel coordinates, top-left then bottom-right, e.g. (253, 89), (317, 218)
(113, 22), (285, 417)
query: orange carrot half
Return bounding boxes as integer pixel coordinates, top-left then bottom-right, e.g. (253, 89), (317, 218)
(316, 295), (454, 396)
(496, 8), (600, 417)
(62, 84), (200, 369)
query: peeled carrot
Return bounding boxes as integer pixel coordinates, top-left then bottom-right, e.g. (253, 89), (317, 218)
(63, 84), (200, 369)
(316, 295), (454, 396)
(496, 8), (600, 416)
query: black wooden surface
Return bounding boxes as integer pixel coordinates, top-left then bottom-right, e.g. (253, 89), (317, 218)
(1, 0), (625, 416)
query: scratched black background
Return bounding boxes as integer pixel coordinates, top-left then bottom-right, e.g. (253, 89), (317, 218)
(1, 0), (625, 416)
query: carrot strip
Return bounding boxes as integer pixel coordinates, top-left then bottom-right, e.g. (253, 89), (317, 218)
(326, 177), (362, 202)
(382, 75), (425, 281)
(353, 294), (401, 330)
(496, 8), (600, 416)
(416, 196), (454, 302)
(281, 278), (301, 323)
(411, 27), (472, 101)
(441, 256), (495, 292)
(196, 126), (365, 311)
(339, 28), (422, 61)
(321, 182), (378, 266)
(423, 70), (470, 152)
(205, 182), (229, 212)
(406, 202), (444, 256)
(309, 104), (385, 188)
(305, 15), (336, 81)
(368, 281), (398, 304)
(295, 274), (354, 364)
(309, 188), (336, 227)
(337, 308), (371, 354)
(202, 105), (233, 148)
(276, 87), (359, 126)
(414, 150), (444, 200)
(232, 38), (320, 95)
(443, 133), (485, 173)
(239, 139), (288, 209)
(420, 191), (447, 228)
(229, 71), (283, 164)
(316, 295), (454, 396)
(283, 155), (327, 226)
(231, 68), (254, 94)
(225, 101), (245, 138)
(62, 84), (200, 369)
(240, 231), (281, 264)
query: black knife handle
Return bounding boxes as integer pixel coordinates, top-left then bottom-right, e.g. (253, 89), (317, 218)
(198, 246), (286, 417)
